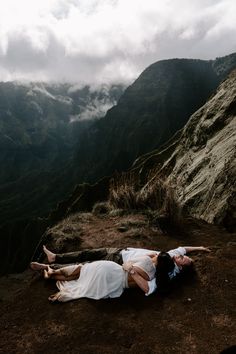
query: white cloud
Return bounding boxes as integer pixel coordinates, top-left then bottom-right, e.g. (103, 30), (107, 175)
(0, 0), (235, 84)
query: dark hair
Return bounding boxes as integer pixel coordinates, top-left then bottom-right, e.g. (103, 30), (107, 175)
(155, 252), (175, 295)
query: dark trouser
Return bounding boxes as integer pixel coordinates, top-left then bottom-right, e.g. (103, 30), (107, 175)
(52, 248), (123, 269)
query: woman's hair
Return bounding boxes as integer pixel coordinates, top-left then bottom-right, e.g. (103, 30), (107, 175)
(155, 251), (175, 295)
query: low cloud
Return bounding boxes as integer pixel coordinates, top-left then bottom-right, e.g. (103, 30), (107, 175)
(69, 83), (123, 121)
(0, 0), (235, 84)
(70, 101), (113, 122)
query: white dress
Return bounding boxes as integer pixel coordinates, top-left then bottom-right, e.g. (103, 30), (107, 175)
(55, 261), (128, 302)
(55, 256), (157, 302)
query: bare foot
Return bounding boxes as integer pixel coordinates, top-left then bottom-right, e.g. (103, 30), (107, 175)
(44, 269), (49, 279)
(48, 293), (60, 302)
(30, 262), (49, 271)
(44, 266), (54, 279)
(43, 245), (56, 263)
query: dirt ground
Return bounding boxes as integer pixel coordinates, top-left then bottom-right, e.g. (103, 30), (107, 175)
(0, 212), (235, 354)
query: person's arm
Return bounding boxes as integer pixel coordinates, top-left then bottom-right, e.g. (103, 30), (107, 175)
(183, 246), (211, 253)
(168, 246), (210, 259)
(128, 266), (149, 294)
(123, 261), (150, 280)
(147, 253), (157, 258)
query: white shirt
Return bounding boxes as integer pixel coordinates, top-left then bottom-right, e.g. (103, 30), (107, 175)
(121, 247), (187, 296)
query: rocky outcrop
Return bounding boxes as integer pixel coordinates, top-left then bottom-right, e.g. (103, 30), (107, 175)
(138, 70), (236, 229)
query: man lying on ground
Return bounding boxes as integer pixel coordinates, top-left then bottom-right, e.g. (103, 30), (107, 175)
(31, 245), (210, 280)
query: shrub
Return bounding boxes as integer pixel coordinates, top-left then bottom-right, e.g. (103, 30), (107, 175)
(92, 202), (111, 215)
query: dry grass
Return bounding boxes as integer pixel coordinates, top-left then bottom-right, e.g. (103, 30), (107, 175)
(109, 170), (183, 227)
(45, 213), (84, 251)
(92, 202), (111, 215)
(117, 218), (147, 229)
(109, 172), (139, 210)
(109, 208), (127, 217)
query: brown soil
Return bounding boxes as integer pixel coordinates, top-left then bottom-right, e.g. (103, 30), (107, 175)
(0, 212), (235, 354)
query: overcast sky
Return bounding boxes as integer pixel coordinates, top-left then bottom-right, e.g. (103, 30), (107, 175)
(0, 0), (235, 85)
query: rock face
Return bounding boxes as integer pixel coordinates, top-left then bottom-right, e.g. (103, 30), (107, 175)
(137, 70), (236, 228)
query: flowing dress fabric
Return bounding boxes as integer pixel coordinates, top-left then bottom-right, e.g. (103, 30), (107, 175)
(55, 261), (128, 302)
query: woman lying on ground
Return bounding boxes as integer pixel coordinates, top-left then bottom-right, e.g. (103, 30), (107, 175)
(33, 252), (175, 302)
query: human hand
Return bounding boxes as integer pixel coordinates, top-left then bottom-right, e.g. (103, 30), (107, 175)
(200, 246), (211, 252)
(122, 261), (133, 271)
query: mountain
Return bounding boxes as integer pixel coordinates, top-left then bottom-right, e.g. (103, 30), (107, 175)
(1, 54), (236, 274)
(45, 68), (236, 234)
(73, 53), (236, 183)
(0, 82), (125, 223)
(1, 54), (235, 226)
(1, 60), (235, 354)
(133, 70), (236, 229)
(0, 82), (124, 274)
(0, 82), (124, 185)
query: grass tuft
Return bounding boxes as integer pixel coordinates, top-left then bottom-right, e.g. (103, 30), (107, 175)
(109, 170), (183, 228)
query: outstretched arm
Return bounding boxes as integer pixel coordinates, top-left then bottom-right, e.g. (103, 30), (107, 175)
(183, 246), (211, 253)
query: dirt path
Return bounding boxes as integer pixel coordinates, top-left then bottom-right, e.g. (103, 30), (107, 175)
(0, 213), (235, 354)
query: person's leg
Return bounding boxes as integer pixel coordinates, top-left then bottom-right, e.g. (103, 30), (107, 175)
(105, 248), (123, 264)
(30, 262), (49, 271)
(44, 265), (82, 280)
(44, 266), (58, 279)
(43, 245), (56, 263)
(63, 265), (82, 280)
(54, 248), (109, 264)
(50, 263), (79, 270)
(46, 273), (68, 281)
(30, 261), (79, 271)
